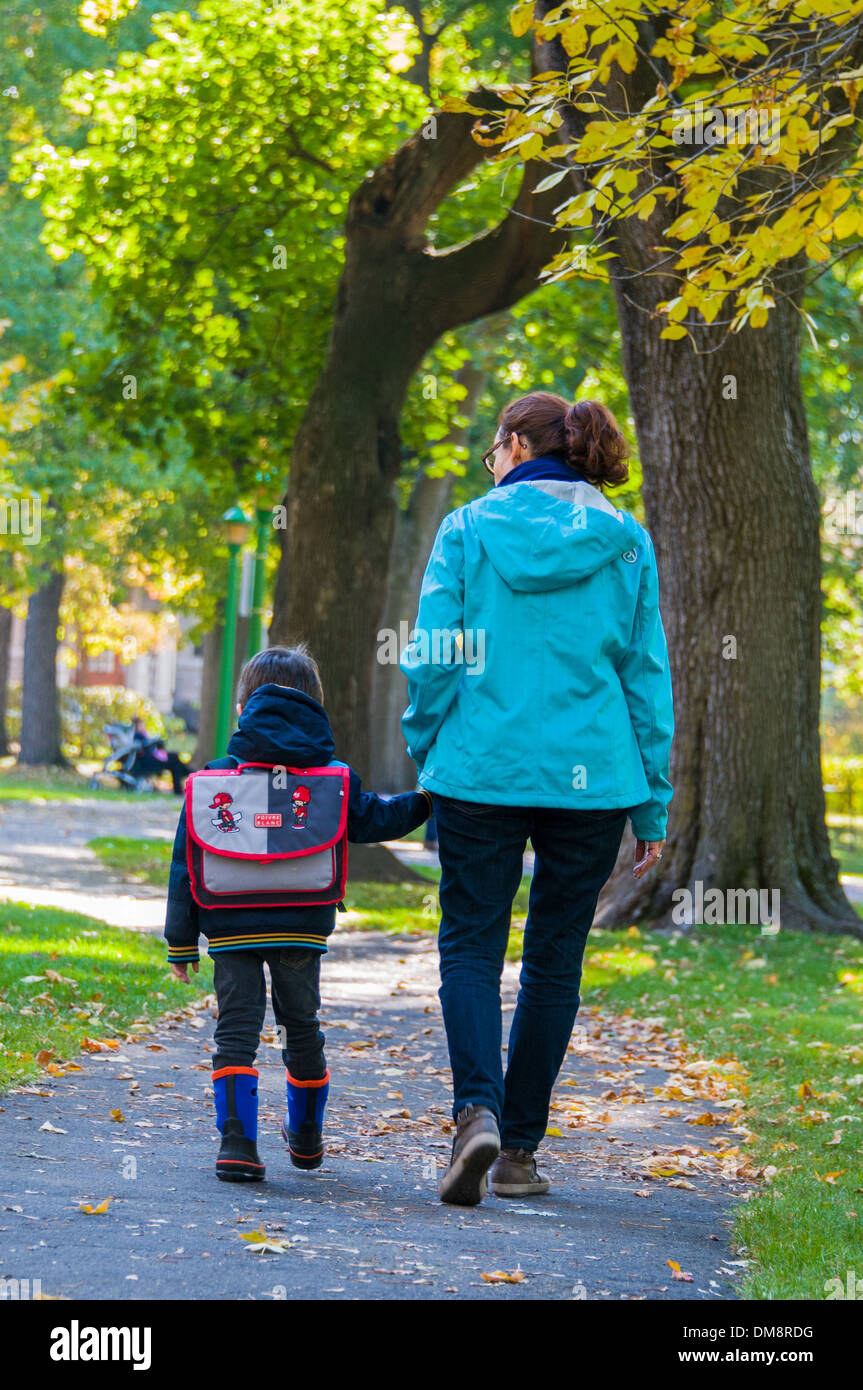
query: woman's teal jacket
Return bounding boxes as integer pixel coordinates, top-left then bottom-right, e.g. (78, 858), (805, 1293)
(400, 476), (674, 841)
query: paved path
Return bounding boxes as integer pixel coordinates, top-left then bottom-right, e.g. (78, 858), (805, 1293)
(0, 792), (754, 1300)
(0, 795), (177, 929)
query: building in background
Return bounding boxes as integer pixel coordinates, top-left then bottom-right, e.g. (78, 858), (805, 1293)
(7, 605), (204, 718)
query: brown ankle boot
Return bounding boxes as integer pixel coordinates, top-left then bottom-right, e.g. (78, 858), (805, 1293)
(490, 1148), (551, 1197)
(438, 1104), (500, 1206)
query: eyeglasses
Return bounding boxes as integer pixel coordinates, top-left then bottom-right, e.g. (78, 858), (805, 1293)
(481, 438), (506, 475)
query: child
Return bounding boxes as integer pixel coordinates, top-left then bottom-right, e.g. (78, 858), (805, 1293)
(165, 645), (431, 1182)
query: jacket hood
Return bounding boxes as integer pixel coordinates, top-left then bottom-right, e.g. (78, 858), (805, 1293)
(227, 683), (335, 767)
(472, 480), (642, 593)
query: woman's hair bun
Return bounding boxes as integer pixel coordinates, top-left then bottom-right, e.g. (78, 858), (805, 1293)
(563, 400), (629, 487)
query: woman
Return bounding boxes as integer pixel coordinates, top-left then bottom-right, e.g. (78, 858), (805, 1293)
(401, 391), (673, 1207)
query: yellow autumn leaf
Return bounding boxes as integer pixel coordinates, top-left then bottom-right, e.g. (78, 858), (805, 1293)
(239, 1225), (291, 1254)
(510, 0), (535, 39)
(833, 207), (860, 239)
(110, 1109), (125, 1122)
(545, 1127), (563, 1137)
(79, 1197), (112, 1214)
(481, 1269), (525, 1284)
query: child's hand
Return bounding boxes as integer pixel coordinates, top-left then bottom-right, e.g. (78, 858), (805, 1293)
(170, 961), (199, 983)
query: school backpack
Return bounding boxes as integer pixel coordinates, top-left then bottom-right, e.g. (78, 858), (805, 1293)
(185, 760), (349, 909)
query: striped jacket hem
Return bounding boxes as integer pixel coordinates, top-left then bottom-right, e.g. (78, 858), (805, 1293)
(207, 934), (329, 953)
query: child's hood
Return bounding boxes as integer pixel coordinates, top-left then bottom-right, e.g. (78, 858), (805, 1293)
(226, 683), (336, 767)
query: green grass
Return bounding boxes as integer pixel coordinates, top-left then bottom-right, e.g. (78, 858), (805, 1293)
(87, 835), (174, 885)
(580, 922), (863, 1300)
(0, 902), (213, 1091)
(829, 820), (863, 879)
(341, 878), (531, 960)
(0, 762), (171, 803)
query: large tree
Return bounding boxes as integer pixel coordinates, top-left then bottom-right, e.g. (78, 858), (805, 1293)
(489, 0), (863, 933)
(268, 93), (568, 767)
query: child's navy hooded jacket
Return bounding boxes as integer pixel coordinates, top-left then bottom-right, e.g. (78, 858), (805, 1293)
(165, 684), (430, 964)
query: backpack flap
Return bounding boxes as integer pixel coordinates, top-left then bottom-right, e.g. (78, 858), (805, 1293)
(185, 763), (349, 909)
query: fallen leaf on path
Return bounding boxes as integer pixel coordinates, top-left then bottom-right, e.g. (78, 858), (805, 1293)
(240, 1225), (291, 1254)
(667, 1260), (694, 1282)
(38, 1122), (66, 1134)
(79, 1197), (112, 1214)
(36, 1049), (54, 1065)
(110, 1110), (125, 1123)
(481, 1269), (525, 1284)
(634, 1189), (652, 1198)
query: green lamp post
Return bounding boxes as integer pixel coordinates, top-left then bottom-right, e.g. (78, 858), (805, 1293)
(214, 505), (252, 755)
(247, 503), (273, 659)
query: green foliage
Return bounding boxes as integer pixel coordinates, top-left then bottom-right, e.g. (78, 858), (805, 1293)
(822, 755), (863, 818)
(15, 0), (427, 468)
(494, 1), (863, 336)
(4, 682), (165, 759)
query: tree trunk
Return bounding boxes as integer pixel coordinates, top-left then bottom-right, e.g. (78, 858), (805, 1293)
(19, 567), (66, 767)
(370, 363), (485, 790)
(348, 841), (427, 885)
(270, 95), (567, 774)
(191, 625), (222, 768)
(529, 4), (859, 935)
(596, 273), (858, 934)
(0, 603), (12, 758)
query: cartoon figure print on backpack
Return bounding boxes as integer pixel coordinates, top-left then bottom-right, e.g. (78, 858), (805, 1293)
(209, 791), (243, 833)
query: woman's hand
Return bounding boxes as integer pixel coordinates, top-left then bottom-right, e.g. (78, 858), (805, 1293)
(633, 838), (665, 878)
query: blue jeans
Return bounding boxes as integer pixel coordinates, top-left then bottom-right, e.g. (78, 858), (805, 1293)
(434, 795), (628, 1151)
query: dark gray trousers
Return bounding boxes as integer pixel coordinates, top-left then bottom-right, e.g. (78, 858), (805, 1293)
(212, 948), (327, 1080)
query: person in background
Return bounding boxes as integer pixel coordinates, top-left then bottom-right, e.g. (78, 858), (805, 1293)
(131, 714), (189, 796)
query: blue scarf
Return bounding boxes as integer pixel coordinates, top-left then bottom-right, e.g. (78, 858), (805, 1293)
(496, 454), (587, 487)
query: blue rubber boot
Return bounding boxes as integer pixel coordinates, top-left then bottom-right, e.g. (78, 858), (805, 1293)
(281, 1070), (329, 1170)
(213, 1067), (265, 1182)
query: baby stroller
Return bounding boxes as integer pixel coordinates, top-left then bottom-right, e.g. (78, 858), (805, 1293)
(87, 722), (157, 793)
